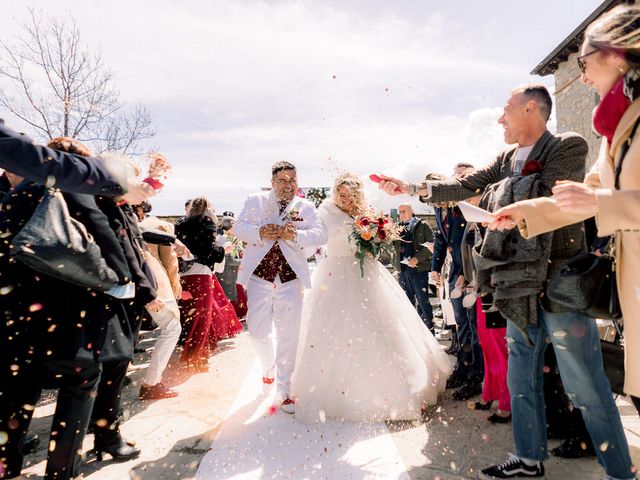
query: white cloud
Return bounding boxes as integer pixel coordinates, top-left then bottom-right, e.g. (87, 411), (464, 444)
(0, 0), (598, 215)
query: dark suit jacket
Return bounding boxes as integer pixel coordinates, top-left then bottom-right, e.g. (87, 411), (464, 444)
(0, 120), (123, 196)
(0, 182), (133, 365)
(432, 206), (466, 285)
(392, 217), (433, 273)
(421, 130), (589, 311)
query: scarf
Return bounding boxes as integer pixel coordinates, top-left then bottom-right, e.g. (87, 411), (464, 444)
(593, 70), (640, 144)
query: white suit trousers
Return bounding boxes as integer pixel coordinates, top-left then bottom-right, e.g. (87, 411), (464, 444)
(143, 301), (182, 386)
(246, 275), (303, 397)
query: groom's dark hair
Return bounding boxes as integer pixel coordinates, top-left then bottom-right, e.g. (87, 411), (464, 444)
(272, 161), (296, 177)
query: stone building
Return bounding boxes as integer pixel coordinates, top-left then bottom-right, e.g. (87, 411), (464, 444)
(531, 0), (635, 168)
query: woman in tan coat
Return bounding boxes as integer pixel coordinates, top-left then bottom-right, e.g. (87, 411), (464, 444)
(493, 5), (640, 399)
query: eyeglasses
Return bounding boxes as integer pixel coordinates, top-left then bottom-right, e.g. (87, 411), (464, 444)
(273, 178), (297, 186)
(577, 49), (599, 74)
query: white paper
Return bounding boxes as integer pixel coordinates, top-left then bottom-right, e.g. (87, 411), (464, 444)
(400, 258), (412, 265)
(457, 201), (496, 223)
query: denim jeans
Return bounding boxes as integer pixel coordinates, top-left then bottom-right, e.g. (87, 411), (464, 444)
(506, 305), (634, 479)
(399, 268), (433, 330)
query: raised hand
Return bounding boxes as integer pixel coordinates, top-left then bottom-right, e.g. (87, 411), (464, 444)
(488, 204), (524, 231)
(552, 180), (597, 215)
(121, 180), (156, 205)
(377, 174), (411, 196)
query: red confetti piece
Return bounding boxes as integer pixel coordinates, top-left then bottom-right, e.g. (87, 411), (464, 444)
(29, 303), (43, 312)
(181, 291), (193, 301)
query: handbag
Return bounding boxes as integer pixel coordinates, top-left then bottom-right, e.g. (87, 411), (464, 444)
(547, 249), (622, 320)
(547, 117), (640, 319)
(11, 189), (119, 291)
(600, 320), (625, 395)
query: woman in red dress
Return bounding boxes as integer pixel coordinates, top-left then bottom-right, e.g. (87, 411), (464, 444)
(176, 197), (233, 371)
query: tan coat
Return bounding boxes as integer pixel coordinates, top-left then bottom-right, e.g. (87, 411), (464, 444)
(139, 216), (182, 300)
(516, 98), (640, 396)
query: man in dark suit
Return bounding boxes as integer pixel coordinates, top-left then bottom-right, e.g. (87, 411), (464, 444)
(0, 119), (153, 203)
(378, 84), (632, 479)
(392, 203), (434, 332)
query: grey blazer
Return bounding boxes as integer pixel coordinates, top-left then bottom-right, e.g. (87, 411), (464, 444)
(421, 130), (589, 312)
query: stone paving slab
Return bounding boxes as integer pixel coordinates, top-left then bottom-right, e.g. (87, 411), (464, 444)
(19, 328), (640, 479)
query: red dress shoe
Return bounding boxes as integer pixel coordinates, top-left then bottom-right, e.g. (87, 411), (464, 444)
(280, 397), (296, 414)
(262, 376), (274, 385)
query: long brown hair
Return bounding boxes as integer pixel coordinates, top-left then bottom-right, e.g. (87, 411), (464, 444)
(188, 196), (218, 225)
(586, 5), (640, 72)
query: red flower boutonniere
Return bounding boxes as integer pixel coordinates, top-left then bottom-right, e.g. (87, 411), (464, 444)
(287, 207), (304, 222)
(521, 159), (543, 176)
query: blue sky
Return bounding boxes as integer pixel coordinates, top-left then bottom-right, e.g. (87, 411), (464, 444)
(1, 0), (602, 214)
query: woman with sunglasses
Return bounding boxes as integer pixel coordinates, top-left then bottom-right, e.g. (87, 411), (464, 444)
(492, 5), (640, 415)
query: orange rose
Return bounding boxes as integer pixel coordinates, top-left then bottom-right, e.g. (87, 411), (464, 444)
(361, 230), (372, 241)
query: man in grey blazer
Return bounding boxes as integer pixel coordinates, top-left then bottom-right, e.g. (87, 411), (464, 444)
(378, 85), (633, 480)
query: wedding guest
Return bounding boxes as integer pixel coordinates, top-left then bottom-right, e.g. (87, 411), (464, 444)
(492, 3), (640, 414)
(456, 173), (510, 424)
(0, 137), (144, 478)
(392, 204), (435, 332)
(0, 171), (104, 480)
(210, 222), (242, 343)
(46, 141), (147, 463)
(215, 216), (248, 320)
(430, 171), (483, 401)
(378, 82), (633, 479)
(175, 196), (232, 371)
(134, 201), (182, 400)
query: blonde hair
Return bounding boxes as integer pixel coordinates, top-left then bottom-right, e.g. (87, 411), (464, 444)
(586, 5), (640, 71)
(188, 196), (218, 225)
(332, 172), (366, 211)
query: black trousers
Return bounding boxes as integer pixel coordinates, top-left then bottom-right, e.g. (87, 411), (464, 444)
(0, 359), (101, 480)
(90, 359), (130, 441)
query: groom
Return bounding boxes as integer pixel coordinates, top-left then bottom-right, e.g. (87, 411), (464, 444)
(235, 161), (327, 413)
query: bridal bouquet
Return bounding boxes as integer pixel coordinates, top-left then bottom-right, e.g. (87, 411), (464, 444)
(350, 209), (402, 277)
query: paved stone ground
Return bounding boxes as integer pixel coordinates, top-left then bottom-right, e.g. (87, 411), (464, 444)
(19, 327), (640, 479)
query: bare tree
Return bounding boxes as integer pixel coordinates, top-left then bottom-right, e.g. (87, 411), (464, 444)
(0, 7), (156, 154)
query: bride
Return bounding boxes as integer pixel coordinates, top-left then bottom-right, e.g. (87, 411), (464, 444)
(291, 173), (453, 423)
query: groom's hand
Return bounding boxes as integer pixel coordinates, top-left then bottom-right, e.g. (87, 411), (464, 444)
(279, 223), (297, 241)
(260, 224), (281, 240)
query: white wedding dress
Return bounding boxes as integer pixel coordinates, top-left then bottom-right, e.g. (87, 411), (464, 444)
(291, 201), (453, 423)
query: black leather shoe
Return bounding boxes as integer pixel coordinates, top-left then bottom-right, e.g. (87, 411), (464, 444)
(487, 412), (512, 424)
(468, 400), (492, 411)
(446, 374), (466, 390)
(452, 382), (482, 401)
(139, 383), (179, 400)
(551, 437), (596, 458)
(93, 432), (141, 462)
(445, 344), (460, 355)
(22, 435), (40, 455)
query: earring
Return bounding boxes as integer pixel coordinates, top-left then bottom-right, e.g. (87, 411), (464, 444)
(617, 64), (626, 74)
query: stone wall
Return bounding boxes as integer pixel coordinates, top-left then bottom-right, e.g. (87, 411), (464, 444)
(553, 51), (601, 169)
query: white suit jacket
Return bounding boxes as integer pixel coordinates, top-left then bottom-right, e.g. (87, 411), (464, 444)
(234, 191), (327, 288)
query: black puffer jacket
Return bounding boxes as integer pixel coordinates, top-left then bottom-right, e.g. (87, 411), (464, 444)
(175, 215), (224, 269)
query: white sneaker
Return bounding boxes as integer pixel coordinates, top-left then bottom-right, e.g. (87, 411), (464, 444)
(280, 397), (296, 414)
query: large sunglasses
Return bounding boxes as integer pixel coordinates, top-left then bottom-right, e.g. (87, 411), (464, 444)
(577, 49), (599, 73)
